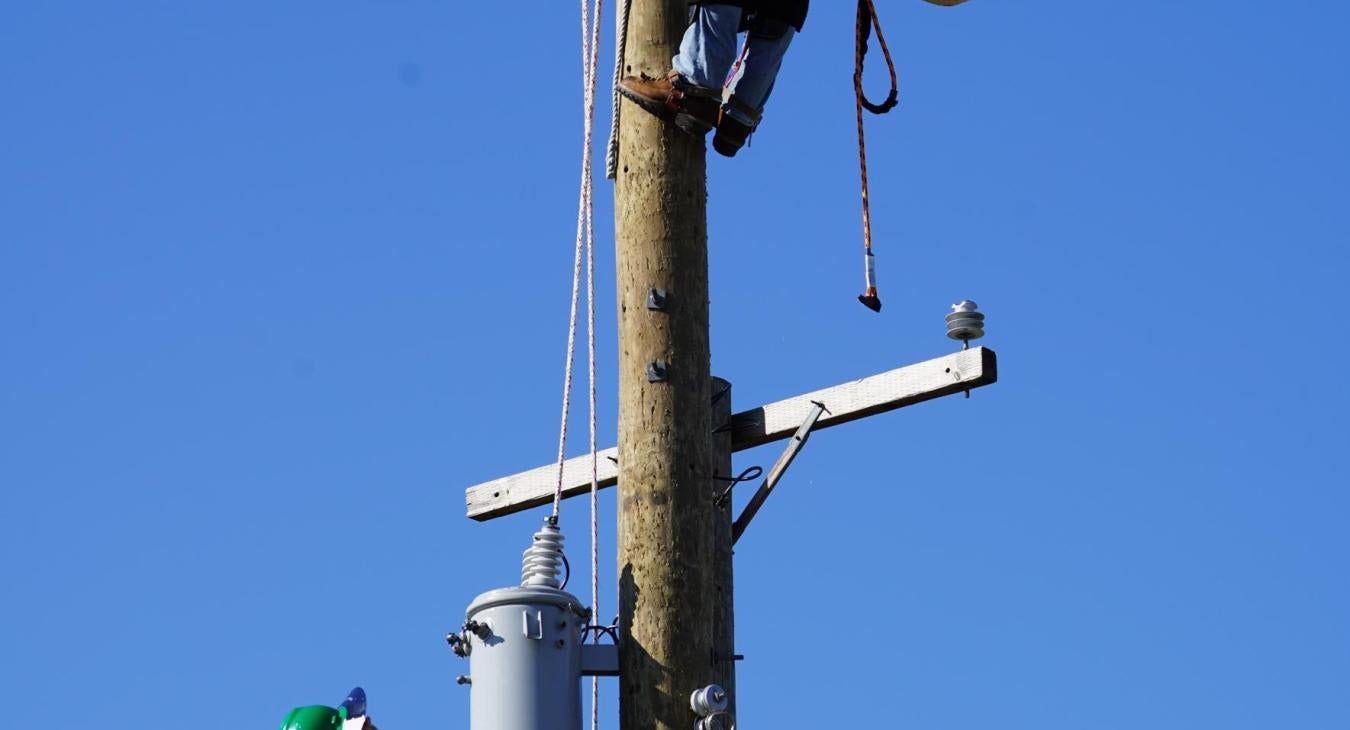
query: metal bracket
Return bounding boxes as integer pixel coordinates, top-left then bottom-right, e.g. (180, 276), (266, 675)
(580, 643), (620, 677)
(732, 401), (829, 543)
(647, 359), (668, 383)
(646, 288), (668, 311)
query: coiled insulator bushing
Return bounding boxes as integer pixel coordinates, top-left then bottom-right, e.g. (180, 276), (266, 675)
(946, 300), (985, 344)
(520, 520), (566, 588)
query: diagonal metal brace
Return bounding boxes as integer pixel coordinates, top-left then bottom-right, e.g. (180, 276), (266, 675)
(732, 401), (828, 544)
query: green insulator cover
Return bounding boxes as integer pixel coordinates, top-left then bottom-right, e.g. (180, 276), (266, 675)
(280, 705), (345, 730)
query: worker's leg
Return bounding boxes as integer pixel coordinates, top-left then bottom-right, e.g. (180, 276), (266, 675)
(617, 4), (741, 135)
(672, 4), (744, 91)
(713, 17), (795, 156)
(725, 19), (794, 124)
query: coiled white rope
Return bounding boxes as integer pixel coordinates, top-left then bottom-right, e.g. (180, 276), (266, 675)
(604, 0), (631, 179)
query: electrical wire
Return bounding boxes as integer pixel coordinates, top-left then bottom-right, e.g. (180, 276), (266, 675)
(715, 465), (764, 506)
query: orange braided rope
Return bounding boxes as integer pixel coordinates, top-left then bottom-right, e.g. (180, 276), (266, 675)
(854, 0), (898, 312)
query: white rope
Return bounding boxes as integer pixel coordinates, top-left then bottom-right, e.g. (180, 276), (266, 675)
(547, 0), (605, 725)
(596, 10), (628, 726)
(604, 0), (631, 179)
(581, 1), (604, 729)
(552, 0), (605, 525)
(550, 184), (584, 520)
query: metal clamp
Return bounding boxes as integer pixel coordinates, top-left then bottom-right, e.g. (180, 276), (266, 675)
(647, 359), (669, 383)
(446, 619), (492, 658)
(647, 288), (668, 311)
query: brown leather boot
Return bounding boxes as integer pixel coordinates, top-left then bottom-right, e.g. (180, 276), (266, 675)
(618, 70), (721, 136)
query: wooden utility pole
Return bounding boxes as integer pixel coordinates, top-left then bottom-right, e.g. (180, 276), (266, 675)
(468, 348), (998, 728)
(467, 351), (999, 725)
(710, 378), (736, 722)
(463, 8), (1001, 726)
(612, 0), (714, 727)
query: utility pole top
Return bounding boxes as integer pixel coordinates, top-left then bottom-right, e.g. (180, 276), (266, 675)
(454, 3), (1002, 726)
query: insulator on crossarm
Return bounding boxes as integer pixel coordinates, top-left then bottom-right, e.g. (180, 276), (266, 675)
(946, 300), (985, 347)
(521, 519), (566, 588)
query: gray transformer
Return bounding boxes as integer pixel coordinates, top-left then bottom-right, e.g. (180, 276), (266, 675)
(465, 585), (589, 730)
(451, 521), (617, 730)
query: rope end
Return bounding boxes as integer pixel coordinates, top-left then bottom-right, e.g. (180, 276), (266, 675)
(858, 289), (882, 313)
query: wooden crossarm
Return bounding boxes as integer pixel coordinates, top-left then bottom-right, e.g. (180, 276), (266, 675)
(464, 346), (997, 521)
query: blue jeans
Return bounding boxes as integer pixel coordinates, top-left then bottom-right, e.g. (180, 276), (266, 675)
(671, 4), (795, 126)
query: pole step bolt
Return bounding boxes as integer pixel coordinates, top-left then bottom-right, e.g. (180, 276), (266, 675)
(647, 288), (668, 311)
(647, 359), (669, 383)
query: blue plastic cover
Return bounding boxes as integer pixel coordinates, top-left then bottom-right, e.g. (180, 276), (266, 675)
(339, 687), (367, 719)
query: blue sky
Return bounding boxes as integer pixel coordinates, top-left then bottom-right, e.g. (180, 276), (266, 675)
(2, 1), (1347, 728)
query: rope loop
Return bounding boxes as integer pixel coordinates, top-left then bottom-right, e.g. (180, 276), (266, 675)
(856, 0), (900, 115)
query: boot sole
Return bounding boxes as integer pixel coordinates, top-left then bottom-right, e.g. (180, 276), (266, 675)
(617, 85), (675, 120)
(619, 85), (715, 137)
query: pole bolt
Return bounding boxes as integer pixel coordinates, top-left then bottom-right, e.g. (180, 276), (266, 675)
(647, 288), (668, 311)
(647, 359), (669, 383)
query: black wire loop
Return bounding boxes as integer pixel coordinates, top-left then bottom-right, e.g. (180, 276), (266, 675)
(715, 465), (764, 506)
(580, 623), (620, 644)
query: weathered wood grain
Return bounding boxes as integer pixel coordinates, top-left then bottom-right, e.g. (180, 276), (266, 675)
(613, 1), (716, 726)
(710, 377), (736, 719)
(465, 347), (997, 521)
(465, 448), (619, 521)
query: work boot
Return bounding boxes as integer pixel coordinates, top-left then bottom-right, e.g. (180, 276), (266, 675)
(618, 70), (721, 137)
(712, 96), (760, 158)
